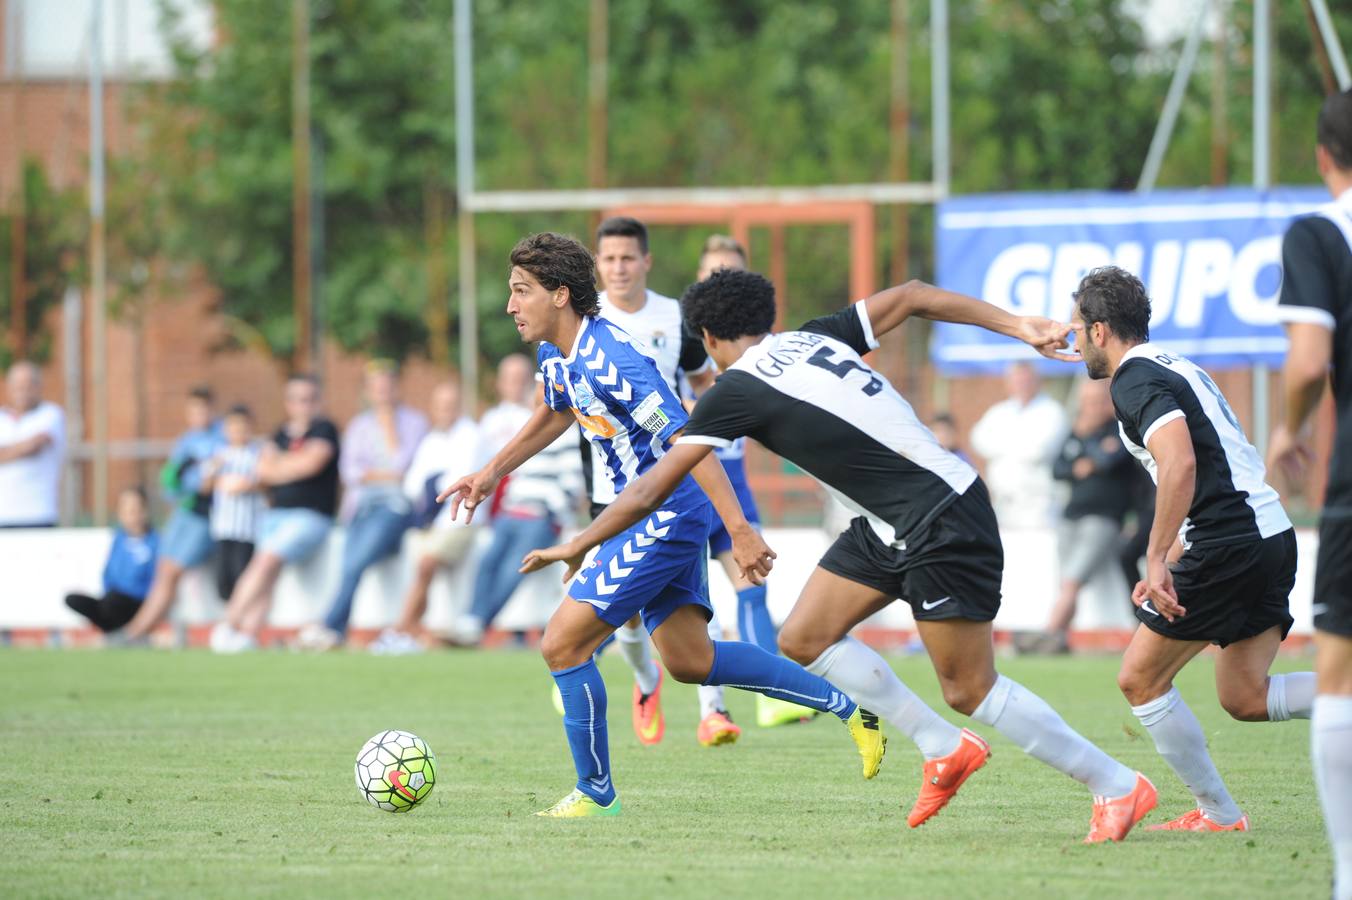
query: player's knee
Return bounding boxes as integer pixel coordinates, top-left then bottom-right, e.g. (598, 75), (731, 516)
(939, 679), (985, 716)
(539, 631), (588, 672)
(1218, 687), (1268, 722)
(776, 625), (822, 665)
(666, 659), (710, 684)
(1116, 667), (1163, 707)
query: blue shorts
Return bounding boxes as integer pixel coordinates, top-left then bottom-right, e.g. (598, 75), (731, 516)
(160, 508), (214, 567)
(708, 470), (760, 557)
(258, 507), (333, 563)
(569, 501), (714, 634)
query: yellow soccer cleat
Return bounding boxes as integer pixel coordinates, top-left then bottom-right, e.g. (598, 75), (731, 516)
(846, 707), (886, 779)
(756, 694), (816, 728)
(534, 789), (622, 818)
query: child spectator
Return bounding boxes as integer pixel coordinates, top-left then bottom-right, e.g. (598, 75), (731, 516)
(65, 487), (159, 632)
(206, 405), (265, 602)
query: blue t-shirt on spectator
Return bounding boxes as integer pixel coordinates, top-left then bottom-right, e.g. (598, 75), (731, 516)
(103, 529), (159, 600)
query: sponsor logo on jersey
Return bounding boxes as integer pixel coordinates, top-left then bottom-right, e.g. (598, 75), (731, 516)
(573, 380), (596, 409)
(634, 391), (670, 435)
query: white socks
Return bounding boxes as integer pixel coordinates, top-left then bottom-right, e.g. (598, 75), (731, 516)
(1266, 672), (1315, 721)
(806, 637), (961, 759)
(973, 675), (1138, 799)
(698, 611), (727, 717)
(1313, 695), (1352, 900)
(614, 622), (661, 696)
(1131, 687), (1243, 825)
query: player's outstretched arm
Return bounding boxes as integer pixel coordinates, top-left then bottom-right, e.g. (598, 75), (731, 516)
(1268, 321), (1332, 486)
(862, 280), (1076, 362)
(438, 402), (574, 523)
(519, 442), (708, 582)
(1139, 418), (1195, 622)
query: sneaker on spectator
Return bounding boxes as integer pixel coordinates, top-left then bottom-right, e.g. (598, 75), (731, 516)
(294, 624), (342, 652)
(448, 615), (485, 647)
(209, 621), (237, 654)
(370, 629), (422, 656)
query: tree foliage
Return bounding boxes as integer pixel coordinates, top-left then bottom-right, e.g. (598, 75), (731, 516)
(38, 0), (1351, 372)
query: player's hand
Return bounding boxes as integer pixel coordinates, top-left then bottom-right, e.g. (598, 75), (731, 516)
(436, 468), (499, 524)
(729, 525), (777, 586)
(1265, 424), (1315, 492)
(1133, 557), (1185, 622)
(520, 540), (587, 583)
(1016, 316), (1078, 363)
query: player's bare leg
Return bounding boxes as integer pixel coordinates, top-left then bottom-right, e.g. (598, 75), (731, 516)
(1118, 626), (1247, 830)
(1212, 624), (1313, 722)
(1314, 631), (1352, 899)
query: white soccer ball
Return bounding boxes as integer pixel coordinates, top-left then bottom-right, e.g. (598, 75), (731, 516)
(354, 730), (437, 812)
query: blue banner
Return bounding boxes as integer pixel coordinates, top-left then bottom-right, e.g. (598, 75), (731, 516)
(932, 187), (1330, 374)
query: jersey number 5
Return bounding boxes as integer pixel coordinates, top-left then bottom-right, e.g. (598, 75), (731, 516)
(808, 346), (883, 396)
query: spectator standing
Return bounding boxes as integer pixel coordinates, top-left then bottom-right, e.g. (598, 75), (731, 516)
(211, 374), (340, 652)
(450, 395), (583, 646)
(477, 354), (535, 463)
(65, 487), (158, 632)
(0, 361), (66, 528)
(121, 387), (222, 640)
(299, 363), (427, 650)
(970, 360), (1068, 528)
(1030, 379), (1135, 653)
(928, 412), (971, 466)
(369, 380), (480, 654)
(205, 405), (265, 603)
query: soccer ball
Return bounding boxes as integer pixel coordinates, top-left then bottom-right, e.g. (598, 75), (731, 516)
(354, 730), (437, 812)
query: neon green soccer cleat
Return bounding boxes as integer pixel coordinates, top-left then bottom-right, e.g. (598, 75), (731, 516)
(535, 789), (622, 818)
(756, 694), (816, 728)
(846, 708), (886, 779)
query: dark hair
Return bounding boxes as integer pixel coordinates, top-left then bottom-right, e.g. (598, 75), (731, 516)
(509, 232), (601, 317)
(680, 269), (777, 340)
(225, 403), (253, 420)
(120, 485), (149, 505)
(1318, 88), (1352, 170)
(188, 385), (214, 404)
(1073, 266), (1151, 344)
(596, 216), (649, 254)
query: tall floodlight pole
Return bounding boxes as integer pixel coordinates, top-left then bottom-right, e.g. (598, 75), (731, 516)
(454, 0), (478, 409)
(930, 0), (950, 198)
(1308, 0), (1351, 89)
(1252, 0), (1271, 451)
(89, 0), (109, 525)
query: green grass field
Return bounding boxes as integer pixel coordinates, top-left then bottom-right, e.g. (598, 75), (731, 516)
(0, 648), (1330, 898)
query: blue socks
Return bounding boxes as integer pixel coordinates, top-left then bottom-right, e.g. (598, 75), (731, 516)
(704, 640), (855, 720)
(736, 585), (777, 653)
(550, 660), (615, 805)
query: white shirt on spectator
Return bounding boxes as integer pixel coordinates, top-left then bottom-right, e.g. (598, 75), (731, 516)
(970, 392), (1068, 529)
(477, 402), (532, 465)
(404, 417), (482, 530)
(0, 401), (65, 526)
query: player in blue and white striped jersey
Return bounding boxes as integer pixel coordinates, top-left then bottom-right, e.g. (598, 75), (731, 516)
(440, 232), (884, 819)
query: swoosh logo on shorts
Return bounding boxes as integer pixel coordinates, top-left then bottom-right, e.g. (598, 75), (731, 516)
(1140, 601), (1160, 617)
(921, 596), (951, 611)
(388, 769), (417, 801)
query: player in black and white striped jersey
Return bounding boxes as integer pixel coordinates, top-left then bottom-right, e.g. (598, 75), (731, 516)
(1267, 86), (1352, 900)
(523, 269), (1157, 842)
(1071, 266), (1314, 835)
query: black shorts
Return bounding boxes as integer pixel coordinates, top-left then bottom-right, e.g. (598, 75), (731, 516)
(818, 483), (1003, 623)
(1314, 515), (1352, 638)
(1136, 529), (1296, 648)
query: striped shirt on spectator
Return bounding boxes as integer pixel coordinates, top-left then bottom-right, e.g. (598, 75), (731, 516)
(210, 442), (265, 542)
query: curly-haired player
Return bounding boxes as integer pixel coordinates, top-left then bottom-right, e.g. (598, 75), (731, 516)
(525, 268), (1157, 840)
(441, 233), (885, 818)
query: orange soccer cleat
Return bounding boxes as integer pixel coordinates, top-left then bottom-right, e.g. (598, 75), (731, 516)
(697, 710), (742, 747)
(906, 728), (991, 828)
(1147, 808), (1249, 833)
(1084, 773), (1158, 843)
(633, 668), (666, 746)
